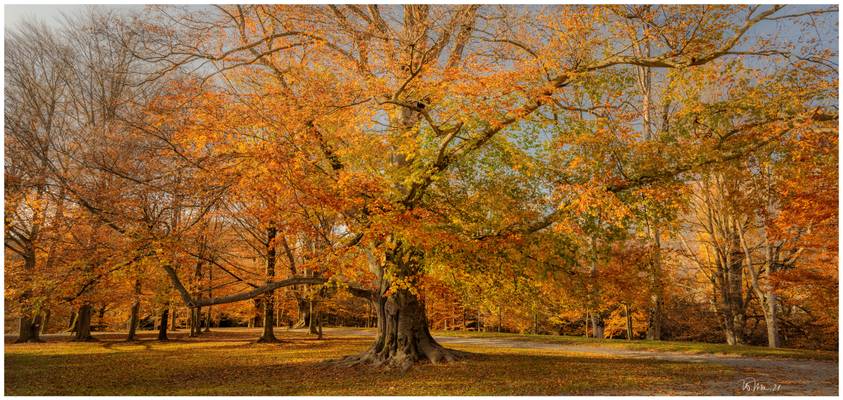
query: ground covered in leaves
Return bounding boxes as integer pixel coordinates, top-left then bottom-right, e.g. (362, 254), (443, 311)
(4, 327), (828, 395)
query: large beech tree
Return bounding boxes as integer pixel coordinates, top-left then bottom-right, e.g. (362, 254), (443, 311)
(130, 5), (836, 368)
(5, 5), (837, 365)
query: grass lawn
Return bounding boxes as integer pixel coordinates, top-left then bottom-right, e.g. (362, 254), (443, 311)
(433, 330), (838, 361)
(5, 328), (737, 395)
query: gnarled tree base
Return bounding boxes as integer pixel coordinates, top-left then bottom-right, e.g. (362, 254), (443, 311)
(333, 288), (465, 371)
(336, 336), (464, 371)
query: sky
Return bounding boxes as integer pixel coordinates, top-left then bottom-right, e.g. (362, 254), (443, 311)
(4, 4), (144, 28)
(4, 4), (837, 70)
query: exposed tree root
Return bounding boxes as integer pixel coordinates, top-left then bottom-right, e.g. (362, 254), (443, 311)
(331, 341), (466, 372)
(255, 336), (283, 344)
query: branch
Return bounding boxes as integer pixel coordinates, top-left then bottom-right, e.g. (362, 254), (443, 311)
(164, 264), (326, 307)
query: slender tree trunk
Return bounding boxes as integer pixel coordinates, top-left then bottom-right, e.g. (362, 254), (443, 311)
(584, 310), (590, 338)
(169, 306), (178, 331)
(204, 266), (213, 332)
(157, 307), (169, 341)
(40, 309), (51, 335)
(624, 303), (633, 340)
(74, 304), (94, 341)
(293, 297), (311, 329)
(67, 309), (78, 334)
(308, 300), (318, 334)
(497, 305), (502, 333)
(646, 225), (663, 340)
(765, 292), (781, 348)
(127, 302), (140, 341)
(258, 225), (279, 343)
(590, 312), (604, 339)
(204, 306), (212, 332)
(127, 279), (141, 340)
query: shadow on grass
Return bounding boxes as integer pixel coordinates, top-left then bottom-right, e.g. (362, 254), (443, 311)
(5, 336), (737, 396)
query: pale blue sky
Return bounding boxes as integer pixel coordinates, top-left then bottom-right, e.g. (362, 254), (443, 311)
(4, 4), (837, 61)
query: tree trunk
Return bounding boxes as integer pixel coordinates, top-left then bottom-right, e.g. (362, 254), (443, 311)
(67, 309), (78, 333)
(308, 300), (318, 334)
(40, 309), (51, 335)
(765, 292), (781, 348)
(646, 298), (662, 340)
(74, 304), (94, 341)
(204, 307), (212, 332)
(590, 312), (604, 339)
(624, 303), (633, 340)
(584, 310), (589, 338)
(293, 297), (311, 329)
(127, 302), (140, 341)
(257, 225), (279, 343)
(158, 307), (169, 341)
(338, 241), (459, 370)
(169, 306), (177, 331)
(497, 305), (502, 333)
(646, 226), (663, 340)
(15, 315), (43, 343)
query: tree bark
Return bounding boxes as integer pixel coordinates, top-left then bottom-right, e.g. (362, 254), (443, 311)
(624, 303), (633, 340)
(204, 267), (213, 332)
(127, 279), (141, 340)
(15, 315), (44, 343)
(257, 225), (279, 343)
(204, 307), (212, 332)
(646, 225), (663, 340)
(74, 304), (94, 341)
(127, 302), (140, 341)
(67, 309), (78, 333)
(590, 312), (604, 339)
(293, 297), (311, 329)
(40, 309), (51, 335)
(764, 292), (781, 348)
(169, 306), (177, 331)
(338, 240), (459, 370)
(157, 307), (169, 341)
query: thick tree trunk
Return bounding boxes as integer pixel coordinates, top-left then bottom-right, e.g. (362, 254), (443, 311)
(258, 295), (278, 342)
(624, 303), (633, 340)
(158, 307), (169, 341)
(338, 241), (459, 370)
(74, 304), (94, 341)
(257, 225), (279, 343)
(15, 315), (44, 343)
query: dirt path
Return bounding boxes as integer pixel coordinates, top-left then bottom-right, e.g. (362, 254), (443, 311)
(322, 327), (838, 395)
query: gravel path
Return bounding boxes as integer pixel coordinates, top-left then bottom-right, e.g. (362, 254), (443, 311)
(322, 327), (838, 395)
